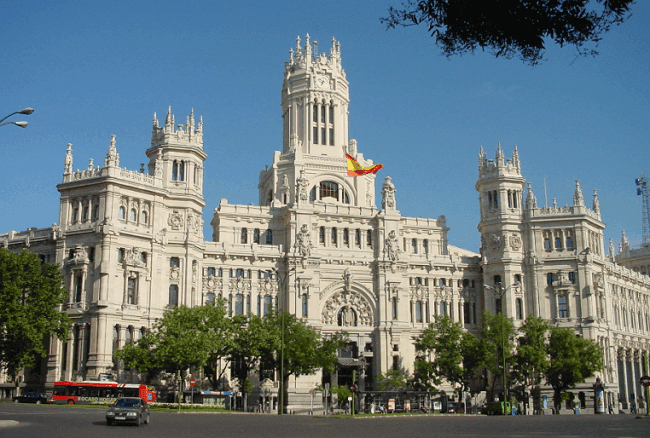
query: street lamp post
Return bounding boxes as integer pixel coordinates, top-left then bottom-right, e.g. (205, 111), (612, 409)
(483, 281), (519, 406)
(273, 266), (295, 415)
(0, 107), (34, 128)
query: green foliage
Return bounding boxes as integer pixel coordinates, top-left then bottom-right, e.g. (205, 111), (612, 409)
(413, 316), (481, 393)
(376, 369), (409, 391)
(381, 0), (634, 65)
(227, 314), (268, 389)
(545, 327), (603, 410)
(117, 301), (230, 380)
(479, 311), (516, 389)
(0, 249), (70, 378)
(330, 384), (352, 407)
(260, 310), (347, 380)
(512, 316), (550, 389)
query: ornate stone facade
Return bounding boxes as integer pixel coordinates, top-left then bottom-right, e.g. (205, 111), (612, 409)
(1, 35), (649, 414)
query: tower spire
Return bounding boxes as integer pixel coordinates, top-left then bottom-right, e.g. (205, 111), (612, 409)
(573, 180), (584, 206)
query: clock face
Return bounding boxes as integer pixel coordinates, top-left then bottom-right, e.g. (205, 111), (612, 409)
(316, 76), (330, 89)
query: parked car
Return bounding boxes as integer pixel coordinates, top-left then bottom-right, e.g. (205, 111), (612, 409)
(12, 392), (49, 404)
(106, 397), (150, 426)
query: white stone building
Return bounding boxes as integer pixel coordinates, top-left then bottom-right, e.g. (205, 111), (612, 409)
(1, 35), (649, 413)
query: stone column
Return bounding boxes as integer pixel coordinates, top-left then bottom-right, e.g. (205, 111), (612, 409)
(64, 328), (74, 382)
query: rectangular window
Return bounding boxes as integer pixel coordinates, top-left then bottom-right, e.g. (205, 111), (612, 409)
(392, 356), (400, 371)
(440, 301), (447, 317)
(343, 228), (349, 246)
(415, 301), (422, 323)
(301, 294), (308, 317)
(558, 295), (568, 318)
(265, 229), (273, 245)
(392, 297), (397, 320)
(313, 104), (318, 122)
(568, 272), (576, 284)
(313, 127), (318, 144)
(329, 128), (334, 145)
(355, 229), (361, 247)
(127, 276), (137, 305)
(366, 230), (372, 248)
(495, 298), (502, 315)
(264, 296), (272, 315)
(235, 294), (244, 315)
(464, 302), (471, 324)
(321, 127), (326, 145)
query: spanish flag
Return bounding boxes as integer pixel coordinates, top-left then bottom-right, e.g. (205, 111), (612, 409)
(346, 154), (383, 176)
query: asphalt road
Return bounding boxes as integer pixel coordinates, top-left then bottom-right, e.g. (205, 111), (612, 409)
(1, 403), (648, 438)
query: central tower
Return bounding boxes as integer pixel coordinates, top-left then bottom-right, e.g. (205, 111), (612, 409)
(281, 34), (349, 157)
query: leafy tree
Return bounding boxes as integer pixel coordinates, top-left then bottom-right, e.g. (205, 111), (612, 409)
(376, 369), (410, 391)
(512, 316), (549, 394)
(381, 0), (633, 65)
(330, 384), (352, 408)
(479, 311), (516, 400)
(413, 316), (482, 394)
(0, 249), (70, 379)
(545, 326), (603, 412)
(260, 310), (347, 413)
(117, 302), (230, 382)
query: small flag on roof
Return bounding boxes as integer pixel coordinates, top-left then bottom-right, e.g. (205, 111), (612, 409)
(346, 154), (383, 176)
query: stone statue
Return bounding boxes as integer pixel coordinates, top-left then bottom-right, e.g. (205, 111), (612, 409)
(294, 224), (313, 257)
(384, 230), (400, 262)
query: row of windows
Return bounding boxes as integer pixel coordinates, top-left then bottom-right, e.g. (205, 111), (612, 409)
(407, 238), (430, 254)
(543, 229), (574, 250)
(70, 199), (100, 224)
(318, 227), (372, 248)
(613, 305), (650, 333)
(240, 228), (273, 245)
(485, 190), (521, 210)
(201, 292), (310, 318)
(312, 104), (334, 146)
(494, 297), (526, 320)
(397, 299), (478, 325)
(410, 277), (477, 288)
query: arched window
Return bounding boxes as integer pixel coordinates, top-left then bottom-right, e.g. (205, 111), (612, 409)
(118, 206), (125, 220)
(493, 275), (502, 285)
(516, 298), (523, 320)
(169, 285), (179, 307)
(241, 228), (248, 244)
(235, 269), (244, 278)
(178, 161), (185, 181)
(331, 227), (337, 245)
(547, 273), (554, 286)
(92, 205), (100, 221)
(207, 267), (216, 277)
(172, 160), (178, 181)
(355, 229), (361, 247)
(141, 210), (148, 225)
(343, 228), (349, 246)
(130, 208), (137, 222)
(170, 257), (180, 268)
(265, 229), (273, 245)
(267, 190), (273, 206)
(82, 206), (89, 221)
(253, 228), (260, 244)
(367, 230), (373, 248)
(555, 231), (563, 249)
(543, 231), (551, 250)
(319, 227), (325, 245)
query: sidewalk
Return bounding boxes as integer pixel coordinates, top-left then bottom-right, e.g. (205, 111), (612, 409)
(0, 420), (20, 428)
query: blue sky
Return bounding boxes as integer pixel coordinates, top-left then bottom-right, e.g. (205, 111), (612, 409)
(1, 1), (649, 253)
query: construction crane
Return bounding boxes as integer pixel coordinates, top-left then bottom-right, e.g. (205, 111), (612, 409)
(635, 173), (650, 246)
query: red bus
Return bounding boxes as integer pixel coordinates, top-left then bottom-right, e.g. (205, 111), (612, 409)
(52, 381), (156, 405)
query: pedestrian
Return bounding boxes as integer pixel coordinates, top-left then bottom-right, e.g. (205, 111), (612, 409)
(608, 404), (614, 414)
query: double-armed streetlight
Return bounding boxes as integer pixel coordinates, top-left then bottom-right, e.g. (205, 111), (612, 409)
(483, 280), (520, 404)
(273, 266), (295, 415)
(0, 107), (34, 128)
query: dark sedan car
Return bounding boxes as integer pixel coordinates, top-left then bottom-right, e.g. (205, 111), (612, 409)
(12, 392), (49, 404)
(106, 397), (150, 426)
